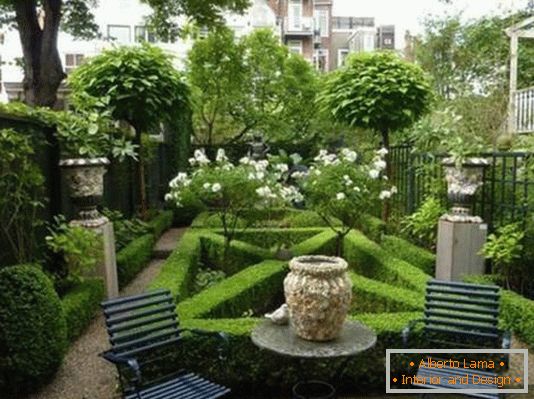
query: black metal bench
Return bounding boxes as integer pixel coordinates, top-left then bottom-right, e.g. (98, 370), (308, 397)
(403, 279), (511, 399)
(101, 289), (231, 399)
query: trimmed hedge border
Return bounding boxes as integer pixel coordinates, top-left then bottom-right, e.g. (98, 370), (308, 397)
(60, 278), (105, 342)
(355, 214), (386, 243)
(350, 271), (425, 313)
(290, 229), (337, 256)
(177, 260), (287, 319)
(344, 231), (430, 293)
(116, 210), (174, 287)
(382, 235), (436, 275)
(149, 231), (202, 301)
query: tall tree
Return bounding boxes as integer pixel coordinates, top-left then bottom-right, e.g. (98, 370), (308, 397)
(0, 0), (249, 107)
(320, 52), (433, 221)
(187, 28), (321, 146)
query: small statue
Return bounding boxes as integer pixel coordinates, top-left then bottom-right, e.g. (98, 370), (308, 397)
(265, 304), (289, 325)
(248, 132), (270, 160)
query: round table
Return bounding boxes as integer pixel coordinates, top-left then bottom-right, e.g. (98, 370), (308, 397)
(252, 319), (377, 358)
(251, 320), (377, 398)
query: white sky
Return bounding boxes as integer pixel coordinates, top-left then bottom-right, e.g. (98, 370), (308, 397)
(333, 0), (530, 48)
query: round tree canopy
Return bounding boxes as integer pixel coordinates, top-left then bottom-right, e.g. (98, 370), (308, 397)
(320, 52), (433, 133)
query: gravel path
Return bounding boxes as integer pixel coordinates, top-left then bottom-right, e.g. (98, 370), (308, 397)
(27, 228), (187, 399)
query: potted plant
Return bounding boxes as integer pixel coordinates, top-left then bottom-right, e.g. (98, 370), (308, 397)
(55, 100), (136, 225)
(440, 136), (488, 220)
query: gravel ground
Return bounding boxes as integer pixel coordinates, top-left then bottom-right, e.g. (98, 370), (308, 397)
(26, 228), (187, 399)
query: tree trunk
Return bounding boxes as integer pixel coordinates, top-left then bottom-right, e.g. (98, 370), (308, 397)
(134, 127), (149, 219)
(14, 0), (65, 107)
(380, 128), (392, 223)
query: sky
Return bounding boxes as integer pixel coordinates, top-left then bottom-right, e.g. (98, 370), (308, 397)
(333, 0), (530, 48)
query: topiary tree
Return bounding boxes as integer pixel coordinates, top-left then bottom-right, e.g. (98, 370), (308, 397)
(69, 43), (189, 217)
(320, 52), (433, 220)
(0, 264), (68, 395)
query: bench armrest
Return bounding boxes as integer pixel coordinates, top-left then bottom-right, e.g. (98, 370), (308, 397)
(402, 318), (424, 348)
(100, 350), (142, 387)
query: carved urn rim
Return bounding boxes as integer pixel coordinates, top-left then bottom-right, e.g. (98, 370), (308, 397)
(442, 157), (489, 168)
(59, 157), (110, 168)
(289, 255), (348, 276)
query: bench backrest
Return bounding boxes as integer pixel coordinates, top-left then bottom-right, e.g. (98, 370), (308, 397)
(423, 279), (502, 348)
(101, 289), (180, 358)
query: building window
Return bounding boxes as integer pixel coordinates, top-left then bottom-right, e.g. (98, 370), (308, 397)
(314, 9), (328, 37)
(313, 49), (329, 72)
(107, 25), (131, 44)
(134, 26), (156, 43)
(384, 38), (393, 45)
(338, 49), (349, 67)
(288, 0), (302, 30)
(287, 40), (303, 55)
(65, 53), (84, 74)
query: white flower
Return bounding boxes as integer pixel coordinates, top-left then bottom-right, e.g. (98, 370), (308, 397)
(216, 148), (228, 163)
(212, 183), (221, 192)
(379, 190), (392, 200)
(291, 171), (308, 179)
(190, 149), (210, 166)
(373, 159), (387, 171)
(256, 186), (276, 199)
(336, 192), (346, 200)
(341, 148), (357, 163)
(203, 182), (211, 190)
(164, 193), (172, 201)
(391, 186), (398, 194)
(343, 175), (353, 186)
(369, 169), (380, 179)
(275, 163), (289, 173)
(239, 156), (250, 165)
(353, 186), (361, 192)
(377, 147), (389, 156)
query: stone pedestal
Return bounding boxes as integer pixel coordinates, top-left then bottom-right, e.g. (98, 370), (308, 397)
(71, 219), (119, 299)
(436, 219), (487, 281)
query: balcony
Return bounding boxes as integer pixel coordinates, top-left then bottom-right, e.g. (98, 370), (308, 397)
(283, 16), (315, 36)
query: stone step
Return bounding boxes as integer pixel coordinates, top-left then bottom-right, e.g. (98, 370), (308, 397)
(152, 228), (186, 259)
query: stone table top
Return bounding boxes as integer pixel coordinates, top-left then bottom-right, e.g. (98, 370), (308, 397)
(251, 320), (377, 359)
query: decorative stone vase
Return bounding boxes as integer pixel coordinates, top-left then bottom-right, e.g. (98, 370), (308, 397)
(284, 255), (352, 342)
(59, 157), (109, 227)
(442, 157), (489, 222)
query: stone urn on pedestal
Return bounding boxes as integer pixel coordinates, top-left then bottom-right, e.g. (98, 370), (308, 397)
(284, 255), (352, 341)
(59, 157), (110, 227)
(441, 157), (489, 222)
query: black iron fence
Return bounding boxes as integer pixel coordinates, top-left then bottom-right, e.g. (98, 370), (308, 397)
(390, 144), (534, 232)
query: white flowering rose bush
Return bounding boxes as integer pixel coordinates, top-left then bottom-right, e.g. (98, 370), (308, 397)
(299, 148), (396, 253)
(166, 149), (302, 250)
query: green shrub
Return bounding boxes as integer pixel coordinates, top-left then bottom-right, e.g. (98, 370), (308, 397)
(61, 278), (105, 342)
(401, 196), (445, 250)
(147, 210), (174, 238)
(102, 208), (150, 251)
(355, 214), (386, 243)
(173, 202), (205, 226)
(191, 211), (247, 229)
(382, 235), (435, 275)
(344, 231), (430, 292)
(350, 272), (424, 313)
(0, 265), (68, 395)
(149, 231), (201, 301)
(290, 230), (338, 256)
(177, 260), (287, 319)
(199, 232), (271, 275)
(231, 227), (325, 250)
(116, 233), (155, 287)
(281, 210), (334, 228)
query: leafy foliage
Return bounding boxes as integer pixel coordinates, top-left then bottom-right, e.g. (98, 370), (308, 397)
(481, 223), (525, 290)
(401, 196), (446, 250)
(187, 28), (324, 145)
(0, 265), (68, 395)
(299, 148), (394, 252)
(102, 209), (150, 251)
(320, 52), (433, 135)
(0, 128), (45, 265)
(0, 101), (136, 159)
(45, 216), (102, 284)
